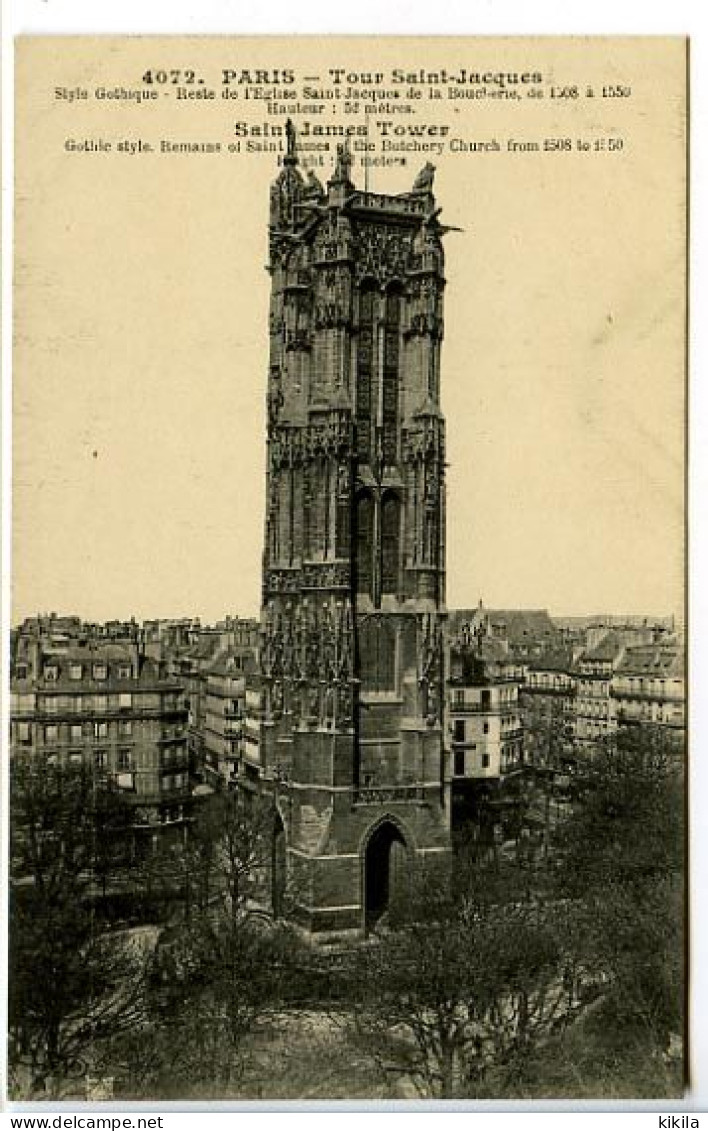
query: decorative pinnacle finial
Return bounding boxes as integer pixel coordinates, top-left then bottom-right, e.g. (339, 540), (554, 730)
(412, 161), (436, 195)
(284, 119), (298, 166)
(331, 139), (353, 186)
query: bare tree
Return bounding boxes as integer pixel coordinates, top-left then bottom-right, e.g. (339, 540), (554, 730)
(132, 790), (304, 1095)
(343, 867), (592, 1098)
(9, 763), (146, 1097)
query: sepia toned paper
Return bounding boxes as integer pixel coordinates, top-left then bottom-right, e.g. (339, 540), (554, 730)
(13, 36), (686, 626)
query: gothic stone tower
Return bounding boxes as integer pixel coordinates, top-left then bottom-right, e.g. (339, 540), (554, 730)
(256, 126), (451, 933)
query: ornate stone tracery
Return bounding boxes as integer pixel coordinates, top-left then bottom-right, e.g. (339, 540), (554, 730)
(353, 223), (414, 284)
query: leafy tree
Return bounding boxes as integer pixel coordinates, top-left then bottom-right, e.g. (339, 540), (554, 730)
(579, 877), (683, 1047)
(555, 724), (683, 894)
(552, 723), (685, 1052)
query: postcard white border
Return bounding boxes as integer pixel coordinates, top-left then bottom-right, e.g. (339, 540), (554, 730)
(2, 0), (705, 1120)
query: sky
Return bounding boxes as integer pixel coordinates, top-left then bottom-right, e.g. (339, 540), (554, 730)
(12, 37), (686, 625)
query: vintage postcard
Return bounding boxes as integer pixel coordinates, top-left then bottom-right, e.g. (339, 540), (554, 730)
(9, 37), (687, 1103)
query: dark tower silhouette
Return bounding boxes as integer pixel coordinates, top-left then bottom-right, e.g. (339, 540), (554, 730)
(250, 127), (451, 932)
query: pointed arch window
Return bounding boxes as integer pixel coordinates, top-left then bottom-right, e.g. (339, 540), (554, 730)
(355, 490), (375, 598)
(381, 491), (401, 596)
(382, 286), (401, 464)
(312, 459), (327, 560)
(358, 617), (396, 692)
(356, 284), (376, 462)
(335, 464), (350, 560)
(302, 465), (312, 559)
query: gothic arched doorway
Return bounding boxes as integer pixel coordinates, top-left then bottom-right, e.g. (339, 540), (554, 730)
(272, 810), (286, 919)
(363, 819), (409, 932)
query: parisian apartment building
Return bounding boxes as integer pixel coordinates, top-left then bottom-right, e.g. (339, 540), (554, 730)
(10, 617), (191, 839)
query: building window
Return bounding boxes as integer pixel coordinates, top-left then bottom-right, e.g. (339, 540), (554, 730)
(119, 692), (132, 710)
(119, 719), (132, 737)
(117, 749), (133, 771)
(95, 695), (108, 713)
(94, 721), (108, 739)
(453, 718), (465, 742)
(69, 750), (82, 766)
(93, 663), (107, 681)
(482, 753), (490, 769)
(70, 723), (83, 741)
(453, 688), (464, 707)
(483, 722), (489, 735)
(16, 722), (32, 745)
(44, 667), (58, 682)
(44, 724), (58, 743)
(118, 665), (132, 680)
(69, 664), (82, 681)
(454, 749), (465, 777)
(94, 750), (107, 769)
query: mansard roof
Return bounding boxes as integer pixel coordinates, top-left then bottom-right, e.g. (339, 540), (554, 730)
(616, 646), (685, 679)
(528, 646), (576, 673)
(581, 630), (626, 663)
(449, 607), (557, 644)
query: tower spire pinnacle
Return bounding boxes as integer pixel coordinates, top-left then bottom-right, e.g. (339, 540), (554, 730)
(284, 118), (298, 166)
(330, 139), (354, 187)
